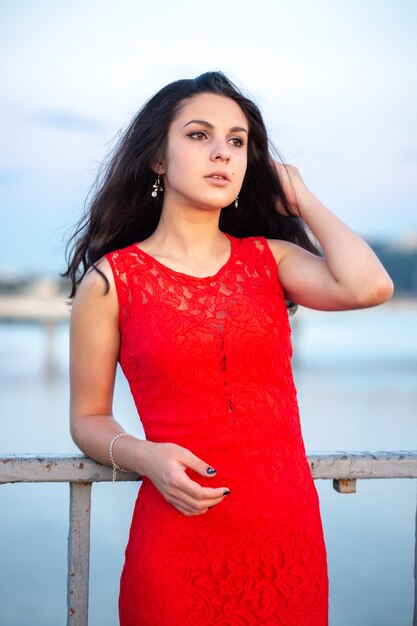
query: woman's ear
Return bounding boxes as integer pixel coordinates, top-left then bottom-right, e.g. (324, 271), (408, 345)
(151, 162), (165, 175)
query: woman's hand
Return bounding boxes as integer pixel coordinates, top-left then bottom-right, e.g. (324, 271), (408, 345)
(140, 441), (230, 516)
(273, 162), (309, 216)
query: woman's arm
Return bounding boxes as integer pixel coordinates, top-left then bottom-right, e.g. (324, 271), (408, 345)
(267, 164), (394, 311)
(69, 260), (149, 471)
(69, 260), (230, 515)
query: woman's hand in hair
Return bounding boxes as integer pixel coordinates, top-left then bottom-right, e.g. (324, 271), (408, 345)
(273, 162), (309, 217)
(140, 442), (230, 516)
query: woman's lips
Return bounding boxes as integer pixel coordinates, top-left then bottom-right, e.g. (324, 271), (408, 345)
(205, 178), (229, 187)
(205, 173), (230, 186)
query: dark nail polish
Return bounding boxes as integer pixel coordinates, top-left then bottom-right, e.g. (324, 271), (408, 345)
(223, 490), (231, 496)
(206, 467), (216, 474)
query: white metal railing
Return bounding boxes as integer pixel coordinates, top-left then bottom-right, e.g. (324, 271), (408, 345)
(1, 451), (417, 626)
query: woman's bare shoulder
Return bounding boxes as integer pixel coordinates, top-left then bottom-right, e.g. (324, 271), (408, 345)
(71, 257), (118, 321)
(77, 257), (114, 293)
(265, 238), (299, 264)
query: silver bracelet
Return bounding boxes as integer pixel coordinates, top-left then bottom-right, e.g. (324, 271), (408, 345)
(109, 432), (130, 484)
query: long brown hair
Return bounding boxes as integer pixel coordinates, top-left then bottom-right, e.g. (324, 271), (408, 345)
(63, 71), (318, 297)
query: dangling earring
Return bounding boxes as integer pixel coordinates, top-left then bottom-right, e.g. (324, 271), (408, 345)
(234, 196), (239, 208)
(151, 175), (163, 198)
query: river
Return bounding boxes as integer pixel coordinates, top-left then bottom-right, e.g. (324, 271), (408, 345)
(0, 300), (416, 625)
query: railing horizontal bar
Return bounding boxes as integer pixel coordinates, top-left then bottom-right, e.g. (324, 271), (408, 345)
(1, 451), (417, 484)
(0, 454), (140, 484)
(309, 451), (417, 479)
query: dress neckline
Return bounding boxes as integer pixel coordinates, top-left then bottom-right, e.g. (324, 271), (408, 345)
(131, 232), (236, 281)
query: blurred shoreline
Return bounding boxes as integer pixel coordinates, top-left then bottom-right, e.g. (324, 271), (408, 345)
(1, 234), (417, 301)
(0, 282), (415, 327)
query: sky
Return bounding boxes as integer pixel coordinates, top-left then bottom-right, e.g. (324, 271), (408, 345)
(0, 0), (416, 276)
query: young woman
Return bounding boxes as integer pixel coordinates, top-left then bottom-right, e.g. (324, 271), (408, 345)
(65, 72), (393, 625)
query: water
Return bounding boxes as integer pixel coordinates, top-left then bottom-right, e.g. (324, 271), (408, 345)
(0, 302), (416, 625)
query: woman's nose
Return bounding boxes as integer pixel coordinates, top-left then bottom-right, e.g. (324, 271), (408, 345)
(211, 142), (231, 162)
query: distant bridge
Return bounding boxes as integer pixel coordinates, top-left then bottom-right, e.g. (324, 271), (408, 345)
(0, 281), (70, 376)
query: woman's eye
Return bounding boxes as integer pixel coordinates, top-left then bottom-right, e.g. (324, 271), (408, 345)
(187, 132), (207, 140)
(230, 137), (244, 147)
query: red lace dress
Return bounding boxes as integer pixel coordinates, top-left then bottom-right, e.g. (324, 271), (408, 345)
(106, 233), (328, 626)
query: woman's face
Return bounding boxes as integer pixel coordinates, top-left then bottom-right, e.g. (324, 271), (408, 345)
(160, 93), (248, 212)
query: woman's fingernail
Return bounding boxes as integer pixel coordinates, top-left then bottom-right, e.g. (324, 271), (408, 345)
(206, 467), (216, 474)
(223, 490), (231, 495)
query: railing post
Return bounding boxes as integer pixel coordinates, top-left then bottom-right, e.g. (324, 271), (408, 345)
(67, 482), (92, 626)
(413, 480), (417, 626)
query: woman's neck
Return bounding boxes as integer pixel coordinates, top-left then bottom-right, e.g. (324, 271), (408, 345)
(148, 204), (225, 256)
(137, 204), (230, 275)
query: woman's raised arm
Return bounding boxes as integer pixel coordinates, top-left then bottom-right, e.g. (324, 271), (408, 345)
(267, 164), (394, 311)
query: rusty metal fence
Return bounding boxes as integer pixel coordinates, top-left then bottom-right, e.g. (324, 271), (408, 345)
(1, 451), (416, 626)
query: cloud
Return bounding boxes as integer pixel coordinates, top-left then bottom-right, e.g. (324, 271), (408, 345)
(33, 110), (106, 133)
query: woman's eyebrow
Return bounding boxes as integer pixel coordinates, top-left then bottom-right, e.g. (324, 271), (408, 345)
(183, 119), (248, 134)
